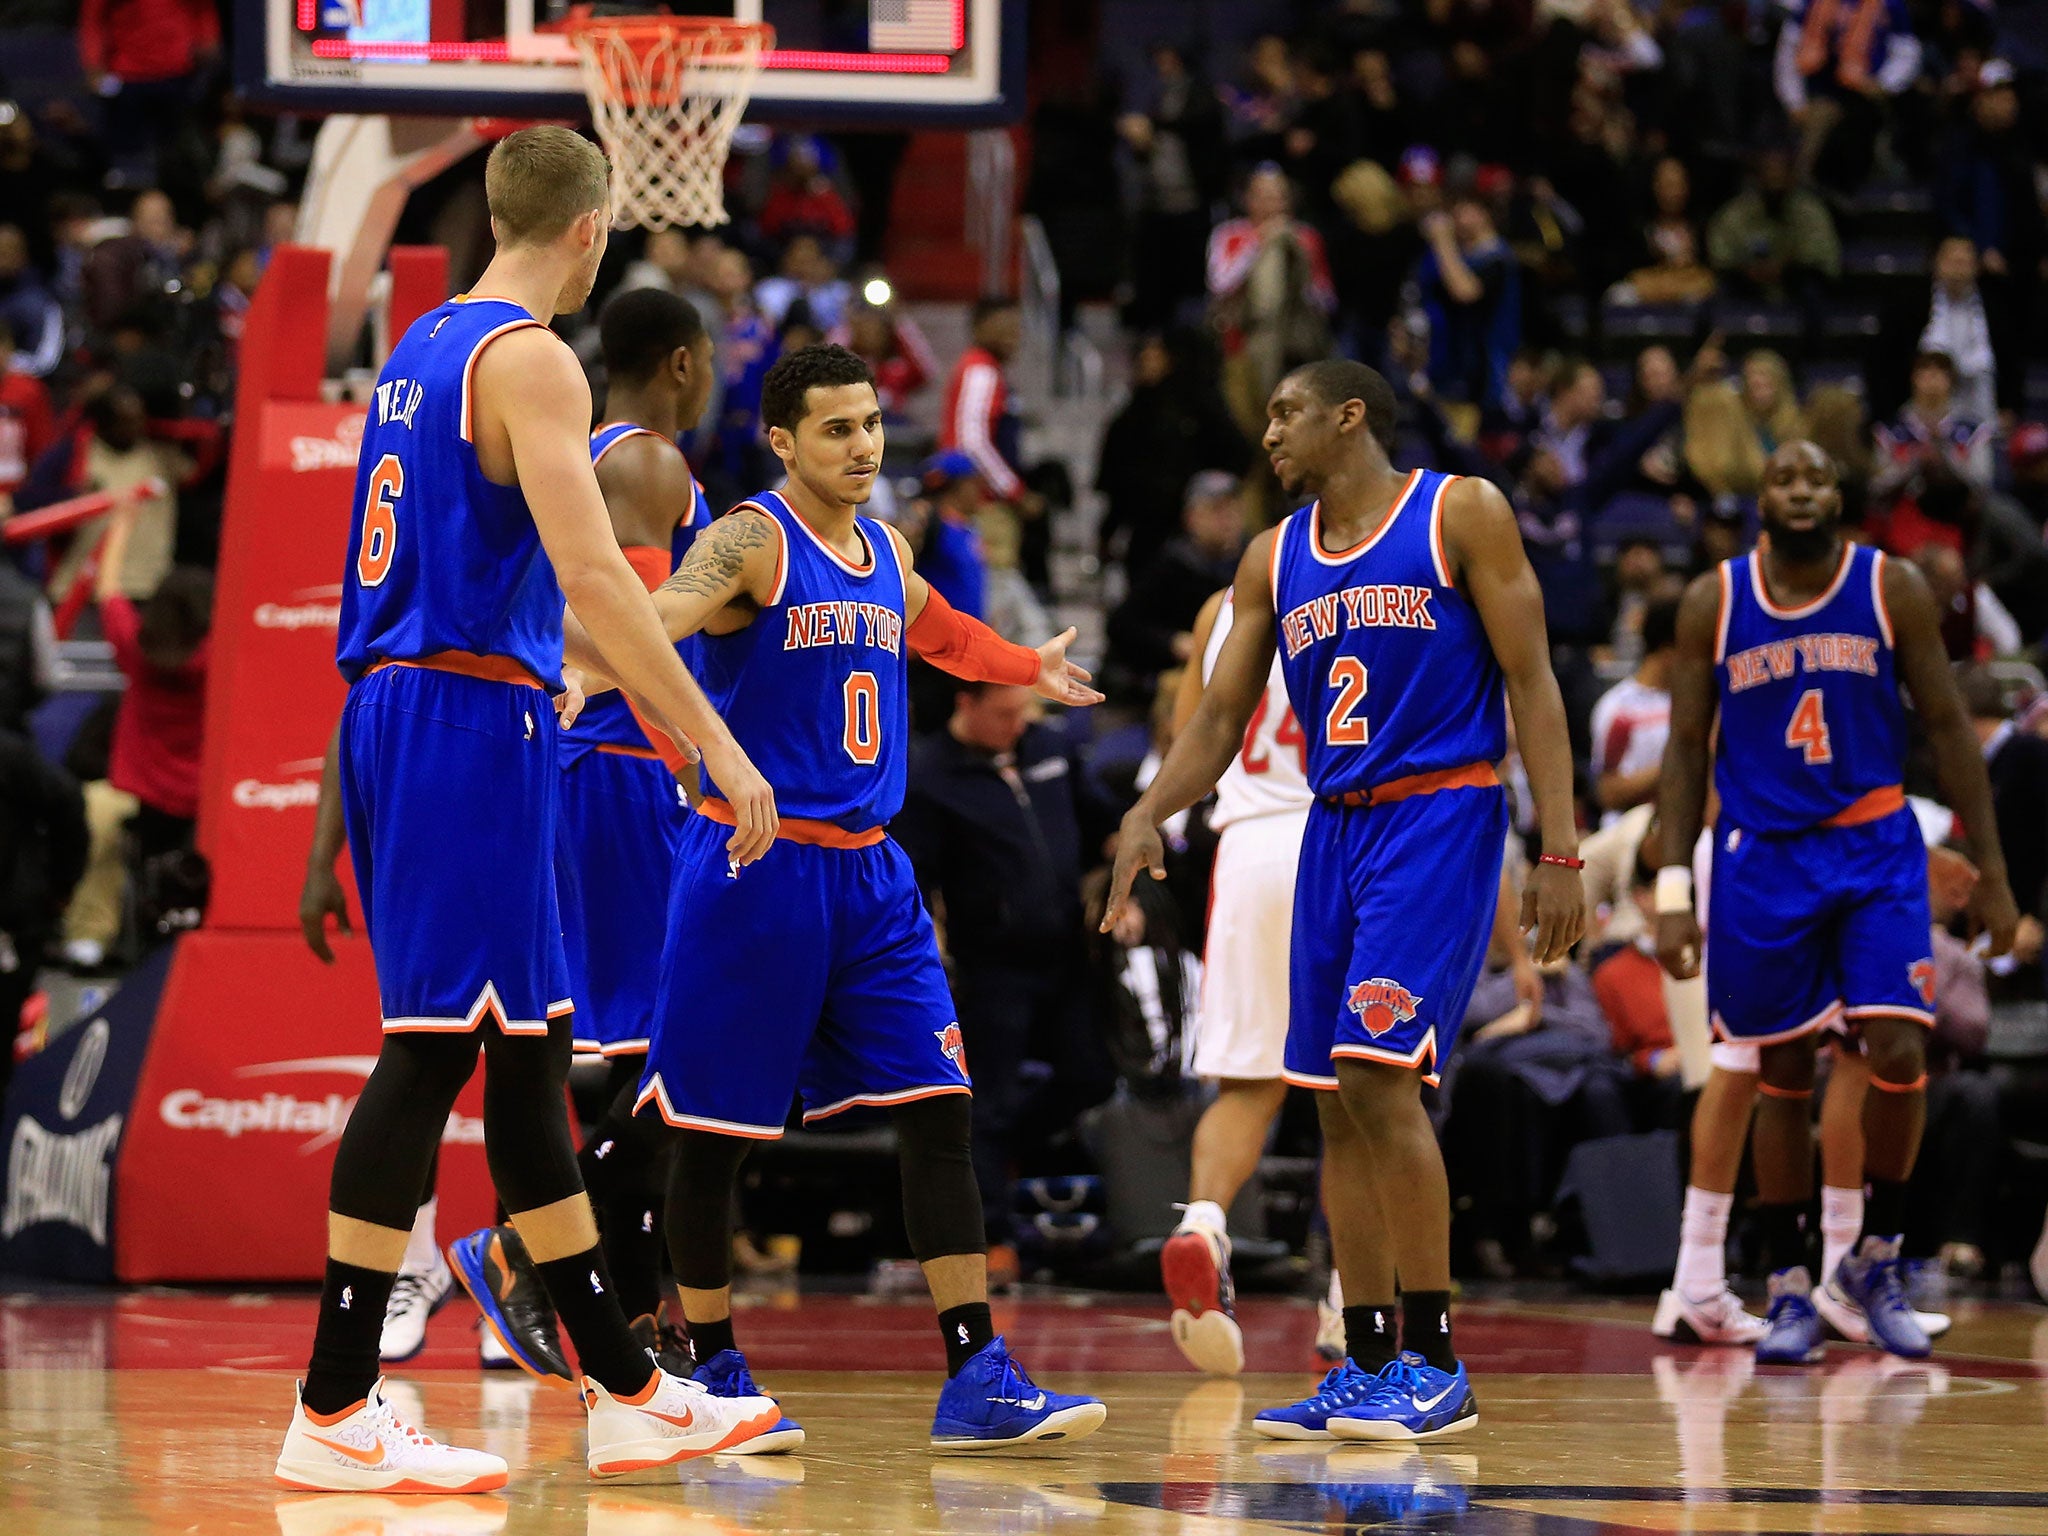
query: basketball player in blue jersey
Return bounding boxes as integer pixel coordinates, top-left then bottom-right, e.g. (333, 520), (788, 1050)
(448, 285), (716, 1383)
(1653, 440), (2017, 1364)
(568, 343), (1109, 1451)
(1106, 359), (1587, 1442)
(276, 128), (785, 1494)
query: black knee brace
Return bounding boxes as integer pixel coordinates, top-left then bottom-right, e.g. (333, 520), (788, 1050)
(893, 1093), (983, 1261)
(329, 1031), (480, 1230)
(666, 1129), (753, 1290)
(479, 1017), (587, 1216)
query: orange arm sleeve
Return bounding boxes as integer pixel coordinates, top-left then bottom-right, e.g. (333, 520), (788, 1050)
(905, 584), (1041, 687)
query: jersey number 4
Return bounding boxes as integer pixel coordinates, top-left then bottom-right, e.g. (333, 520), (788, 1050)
(356, 454), (402, 587)
(1786, 688), (1833, 765)
(1325, 657), (1370, 746)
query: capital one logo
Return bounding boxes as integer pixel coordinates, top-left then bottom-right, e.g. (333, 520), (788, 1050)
(232, 757), (325, 811)
(254, 583), (343, 632)
(158, 1055), (482, 1154)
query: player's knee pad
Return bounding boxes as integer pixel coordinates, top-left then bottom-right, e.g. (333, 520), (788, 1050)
(329, 1032), (481, 1228)
(665, 1130), (753, 1289)
(892, 1093), (983, 1260)
(1858, 1018), (1928, 1089)
(480, 1023), (584, 1214)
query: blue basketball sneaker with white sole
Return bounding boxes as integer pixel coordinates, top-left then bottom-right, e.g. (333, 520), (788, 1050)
(1755, 1266), (1827, 1365)
(1252, 1359), (1390, 1440)
(693, 1349), (805, 1453)
(1328, 1353), (1479, 1442)
(1829, 1236), (1931, 1359)
(930, 1338), (1106, 1452)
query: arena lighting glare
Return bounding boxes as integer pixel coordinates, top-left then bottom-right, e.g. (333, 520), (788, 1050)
(863, 276), (894, 307)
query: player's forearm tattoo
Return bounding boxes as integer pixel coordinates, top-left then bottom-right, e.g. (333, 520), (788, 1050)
(659, 510), (775, 600)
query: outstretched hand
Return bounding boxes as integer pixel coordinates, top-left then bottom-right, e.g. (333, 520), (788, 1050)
(1101, 814), (1167, 936)
(1033, 627), (1106, 708)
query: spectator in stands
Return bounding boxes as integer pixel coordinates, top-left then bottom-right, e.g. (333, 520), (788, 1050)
(1578, 801), (1656, 961)
(1478, 348), (1551, 467)
(1939, 62), (2043, 424)
(1095, 328), (1249, 579)
(1592, 865), (1684, 1088)
(837, 301), (937, 420)
(1738, 350), (1807, 456)
(1914, 541), (2021, 659)
(61, 495), (209, 969)
(1871, 351), (1994, 561)
(82, 189), (188, 341)
(897, 681), (1108, 1289)
(702, 246), (774, 500)
(0, 111), (71, 277)
(941, 297), (1048, 639)
(0, 727), (87, 1103)
(896, 451), (988, 621)
(0, 319), (56, 514)
(77, 0), (219, 191)
(1878, 236), (2007, 427)
(1606, 537), (1679, 670)
(0, 552), (62, 734)
(1415, 191), (1521, 409)
(1207, 164), (1335, 436)
(1118, 45), (1227, 330)
(757, 135), (856, 264)
(1773, 0), (1924, 193)
(41, 386), (189, 602)
(2009, 423), (2048, 533)
(753, 233), (852, 334)
(1532, 358), (1610, 492)
(1805, 382), (1873, 523)
(1610, 214), (1717, 308)
(1959, 667), (2048, 969)
(1624, 157), (1706, 287)
(1683, 377), (1766, 504)
(0, 226), (63, 380)
(1589, 595), (1679, 825)
(1706, 145), (1840, 306)
(1106, 471), (1246, 699)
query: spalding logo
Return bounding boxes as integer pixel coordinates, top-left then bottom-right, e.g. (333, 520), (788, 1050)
(1347, 978), (1421, 1038)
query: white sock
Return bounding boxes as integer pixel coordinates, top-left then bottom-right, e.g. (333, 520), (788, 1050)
(1327, 1268), (1343, 1311)
(1820, 1185), (1863, 1285)
(400, 1197), (440, 1275)
(1178, 1199), (1227, 1235)
(1673, 1186), (1733, 1303)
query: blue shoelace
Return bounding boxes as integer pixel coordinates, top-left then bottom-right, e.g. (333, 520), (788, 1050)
(1296, 1361), (1371, 1412)
(1765, 1290), (1809, 1326)
(1862, 1256), (1911, 1314)
(1356, 1357), (1430, 1410)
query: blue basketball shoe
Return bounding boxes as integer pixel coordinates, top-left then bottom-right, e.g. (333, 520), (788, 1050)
(930, 1338), (1106, 1452)
(1252, 1359), (1389, 1441)
(1755, 1267), (1827, 1365)
(1328, 1354), (1479, 1442)
(693, 1349), (805, 1453)
(1828, 1237), (1931, 1359)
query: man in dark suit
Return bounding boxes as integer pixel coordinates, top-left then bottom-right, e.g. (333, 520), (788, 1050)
(1959, 667), (2047, 975)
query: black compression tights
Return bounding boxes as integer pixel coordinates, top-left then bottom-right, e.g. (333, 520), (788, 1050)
(578, 1055), (674, 1319)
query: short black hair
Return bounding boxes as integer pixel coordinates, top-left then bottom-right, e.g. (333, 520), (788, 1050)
(598, 286), (706, 384)
(1641, 593), (1682, 655)
(760, 343), (877, 433)
(1289, 359), (1399, 454)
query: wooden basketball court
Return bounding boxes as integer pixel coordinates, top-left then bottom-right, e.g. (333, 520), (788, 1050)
(6, 1288), (2046, 1534)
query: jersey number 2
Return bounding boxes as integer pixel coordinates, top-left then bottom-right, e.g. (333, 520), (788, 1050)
(1786, 688), (1833, 765)
(843, 671), (881, 766)
(1325, 658), (1369, 746)
(356, 454), (402, 587)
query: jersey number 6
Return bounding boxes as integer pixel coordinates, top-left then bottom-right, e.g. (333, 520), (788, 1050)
(1326, 657), (1370, 746)
(356, 454), (403, 588)
(843, 670), (881, 766)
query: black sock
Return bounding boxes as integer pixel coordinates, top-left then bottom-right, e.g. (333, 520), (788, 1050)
(533, 1246), (654, 1396)
(1345, 1302), (1399, 1372)
(1757, 1201), (1810, 1275)
(1862, 1179), (1909, 1244)
(939, 1301), (994, 1376)
(1401, 1290), (1455, 1372)
(688, 1314), (736, 1361)
(304, 1259), (397, 1415)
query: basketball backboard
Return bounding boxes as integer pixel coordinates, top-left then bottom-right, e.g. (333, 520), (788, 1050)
(236, 0), (1022, 124)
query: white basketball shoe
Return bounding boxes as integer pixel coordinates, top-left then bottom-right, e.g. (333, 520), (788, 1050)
(275, 1379), (508, 1493)
(582, 1367), (781, 1477)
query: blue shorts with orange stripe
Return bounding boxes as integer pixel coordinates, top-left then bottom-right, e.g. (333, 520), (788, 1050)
(637, 811), (969, 1138)
(555, 746), (688, 1058)
(340, 662), (571, 1035)
(1706, 805), (1934, 1045)
(1284, 783), (1508, 1090)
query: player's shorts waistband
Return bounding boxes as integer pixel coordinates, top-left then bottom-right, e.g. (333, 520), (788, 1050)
(366, 650), (544, 689)
(1321, 761), (1499, 810)
(696, 796), (887, 849)
(1820, 783), (1906, 829)
(594, 741), (664, 760)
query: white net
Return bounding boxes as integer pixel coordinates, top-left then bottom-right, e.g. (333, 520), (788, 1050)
(568, 19), (771, 231)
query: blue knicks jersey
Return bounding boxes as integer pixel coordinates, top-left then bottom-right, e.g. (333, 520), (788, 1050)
(1273, 468), (1506, 797)
(562, 424), (713, 759)
(692, 490), (909, 832)
(1713, 543), (1907, 833)
(337, 296), (565, 689)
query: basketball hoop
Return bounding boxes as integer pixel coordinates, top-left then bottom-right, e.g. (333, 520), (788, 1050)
(564, 15), (773, 231)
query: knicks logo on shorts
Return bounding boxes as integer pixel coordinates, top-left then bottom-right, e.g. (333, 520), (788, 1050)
(936, 1023), (970, 1080)
(1347, 978), (1421, 1038)
(1909, 958), (1936, 1007)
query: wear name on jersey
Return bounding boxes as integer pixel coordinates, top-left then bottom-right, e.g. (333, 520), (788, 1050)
(1724, 633), (1880, 693)
(373, 378), (424, 430)
(1279, 584), (1436, 660)
(1347, 978), (1422, 1037)
(783, 600), (903, 656)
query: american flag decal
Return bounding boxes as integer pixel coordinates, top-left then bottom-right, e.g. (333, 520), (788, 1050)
(870, 0), (962, 51)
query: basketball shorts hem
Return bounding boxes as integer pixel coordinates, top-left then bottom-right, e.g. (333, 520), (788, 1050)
(573, 1037), (649, 1058)
(382, 986), (572, 1036)
(800, 1083), (973, 1124)
(1281, 1068), (1339, 1091)
(1710, 1000), (1840, 1047)
(634, 1074), (786, 1140)
(1332, 1034), (1443, 1086)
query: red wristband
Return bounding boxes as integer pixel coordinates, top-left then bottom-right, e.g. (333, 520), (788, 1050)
(1538, 853), (1584, 870)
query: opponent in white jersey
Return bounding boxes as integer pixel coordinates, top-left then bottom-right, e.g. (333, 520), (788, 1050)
(1157, 586), (1314, 1377)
